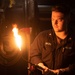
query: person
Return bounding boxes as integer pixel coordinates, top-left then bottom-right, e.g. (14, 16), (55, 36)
(30, 4), (75, 75)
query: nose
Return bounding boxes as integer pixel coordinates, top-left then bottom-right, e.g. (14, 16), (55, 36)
(54, 20), (58, 24)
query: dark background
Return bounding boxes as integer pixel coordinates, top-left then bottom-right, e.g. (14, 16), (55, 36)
(0, 0), (75, 38)
(0, 0), (75, 75)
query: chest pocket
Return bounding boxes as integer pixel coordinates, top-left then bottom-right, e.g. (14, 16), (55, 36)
(42, 42), (53, 59)
(63, 45), (73, 55)
(62, 41), (74, 62)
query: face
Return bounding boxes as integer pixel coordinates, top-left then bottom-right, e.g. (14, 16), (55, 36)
(51, 11), (68, 32)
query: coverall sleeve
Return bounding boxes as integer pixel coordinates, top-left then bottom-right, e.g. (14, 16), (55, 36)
(30, 34), (43, 65)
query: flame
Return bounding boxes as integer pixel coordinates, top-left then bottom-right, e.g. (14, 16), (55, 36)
(12, 26), (22, 51)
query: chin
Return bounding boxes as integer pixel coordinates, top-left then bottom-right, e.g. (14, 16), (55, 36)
(54, 29), (63, 32)
(54, 29), (59, 32)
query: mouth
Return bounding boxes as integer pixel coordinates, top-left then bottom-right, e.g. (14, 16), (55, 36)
(54, 25), (58, 28)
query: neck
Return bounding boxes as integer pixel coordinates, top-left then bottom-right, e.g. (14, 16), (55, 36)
(55, 31), (68, 39)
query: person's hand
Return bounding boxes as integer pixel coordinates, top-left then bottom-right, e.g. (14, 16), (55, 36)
(48, 67), (69, 75)
(49, 69), (60, 75)
(37, 63), (61, 75)
(38, 63), (49, 72)
(37, 63), (57, 75)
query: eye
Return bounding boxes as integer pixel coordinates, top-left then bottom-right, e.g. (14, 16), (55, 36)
(58, 19), (62, 22)
(57, 18), (63, 22)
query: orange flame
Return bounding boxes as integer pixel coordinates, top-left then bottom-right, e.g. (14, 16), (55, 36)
(12, 25), (22, 51)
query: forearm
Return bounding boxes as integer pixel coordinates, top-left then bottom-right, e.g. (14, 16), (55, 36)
(51, 65), (74, 75)
(58, 67), (70, 75)
(30, 56), (42, 64)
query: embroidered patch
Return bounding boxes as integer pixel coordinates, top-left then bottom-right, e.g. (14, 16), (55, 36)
(45, 42), (51, 46)
(65, 47), (72, 49)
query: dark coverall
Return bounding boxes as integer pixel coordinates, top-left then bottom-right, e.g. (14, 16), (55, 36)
(30, 29), (75, 75)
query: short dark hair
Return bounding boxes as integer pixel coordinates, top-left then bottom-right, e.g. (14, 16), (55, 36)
(51, 5), (71, 16)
